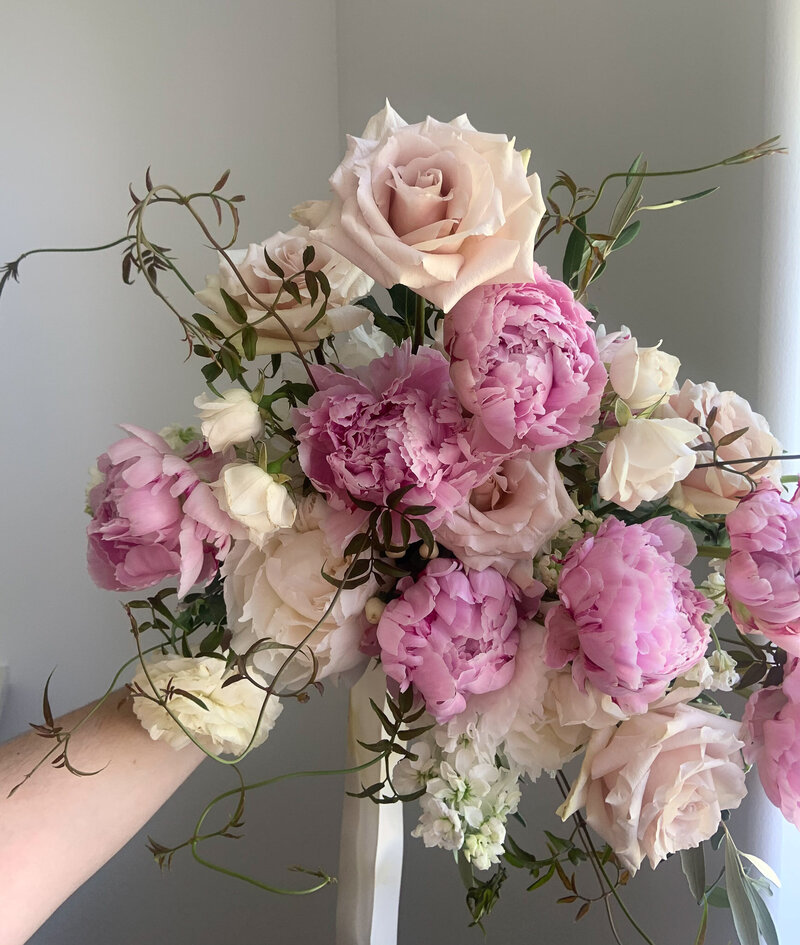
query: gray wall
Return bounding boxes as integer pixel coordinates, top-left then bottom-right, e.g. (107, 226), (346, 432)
(0, 1), (784, 942)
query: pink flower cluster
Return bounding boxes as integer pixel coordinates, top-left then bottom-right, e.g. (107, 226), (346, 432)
(726, 482), (800, 655)
(294, 344), (495, 544)
(445, 275), (607, 455)
(87, 426), (242, 597)
(545, 517), (711, 713)
(376, 558), (533, 722)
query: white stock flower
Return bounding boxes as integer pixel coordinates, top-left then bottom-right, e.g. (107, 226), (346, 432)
(157, 424), (201, 451)
(608, 337), (681, 410)
(212, 462), (296, 547)
(194, 389), (262, 452)
(598, 416), (701, 511)
(131, 654), (282, 755)
(404, 726), (521, 869)
(707, 650), (739, 691)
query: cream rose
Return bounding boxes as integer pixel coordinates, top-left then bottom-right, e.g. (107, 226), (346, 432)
(559, 702), (747, 872)
(657, 380), (783, 516)
(194, 388), (262, 452)
(212, 462), (296, 547)
(196, 225), (372, 354)
(434, 452), (577, 578)
(307, 101), (545, 313)
(131, 654), (282, 755)
(608, 337), (681, 410)
(598, 416), (701, 511)
(222, 495), (376, 687)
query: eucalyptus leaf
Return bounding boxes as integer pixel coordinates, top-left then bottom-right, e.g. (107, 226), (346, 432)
(725, 839), (761, 945)
(744, 881), (780, 945)
(680, 845), (706, 904)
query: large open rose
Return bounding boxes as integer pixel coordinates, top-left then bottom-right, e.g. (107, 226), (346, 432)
(559, 702), (746, 871)
(307, 101), (545, 313)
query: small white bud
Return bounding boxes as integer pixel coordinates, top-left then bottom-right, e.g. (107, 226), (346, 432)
(419, 542), (439, 560)
(365, 597), (387, 624)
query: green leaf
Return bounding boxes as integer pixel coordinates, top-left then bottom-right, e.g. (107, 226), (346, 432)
(219, 288), (249, 325)
(171, 689), (209, 711)
(527, 863), (555, 891)
(641, 187), (719, 211)
(192, 312), (224, 338)
(241, 324), (258, 361)
(611, 219), (641, 253)
(740, 853), (781, 889)
(609, 158), (647, 238)
(562, 216), (590, 288)
(388, 284), (419, 320)
(707, 885), (730, 909)
(369, 698), (393, 736)
(614, 398), (633, 426)
(201, 361), (223, 384)
(725, 838), (761, 945)
(744, 881), (780, 945)
(626, 153), (645, 186)
(263, 251), (284, 279)
(302, 245), (316, 268)
(681, 846), (706, 904)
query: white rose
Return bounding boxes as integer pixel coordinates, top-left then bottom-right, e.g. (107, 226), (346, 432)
(131, 654), (282, 756)
(657, 380), (783, 516)
(194, 389), (262, 452)
(598, 416), (701, 511)
(196, 225), (373, 354)
(307, 101), (545, 313)
(609, 336), (681, 410)
(212, 462), (296, 547)
(222, 495), (376, 686)
(558, 702), (747, 872)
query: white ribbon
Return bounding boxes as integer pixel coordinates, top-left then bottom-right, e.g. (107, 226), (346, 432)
(335, 666), (403, 945)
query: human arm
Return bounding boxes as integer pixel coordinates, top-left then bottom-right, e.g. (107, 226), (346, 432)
(0, 691), (204, 945)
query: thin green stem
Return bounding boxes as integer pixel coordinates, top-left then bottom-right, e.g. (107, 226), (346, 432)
(412, 293), (426, 352)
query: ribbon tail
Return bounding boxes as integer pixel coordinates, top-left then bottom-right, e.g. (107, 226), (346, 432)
(335, 665), (403, 945)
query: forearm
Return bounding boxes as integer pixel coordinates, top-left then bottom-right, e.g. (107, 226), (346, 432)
(0, 690), (204, 945)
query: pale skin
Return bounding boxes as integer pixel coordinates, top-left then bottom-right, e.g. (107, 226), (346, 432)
(0, 692), (204, 945)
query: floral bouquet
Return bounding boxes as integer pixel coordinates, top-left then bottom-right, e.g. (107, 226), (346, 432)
(6, 102), (798, 945)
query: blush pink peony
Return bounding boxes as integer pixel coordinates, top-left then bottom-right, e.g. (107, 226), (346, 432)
(87, 425), (244, 597)
(434, 451), (577, 579)
(726, 482), (800, 655)
(544, 516), (711, 713)
(293, 343), (495, 545)
(445, 277), (607, 455)
(376, 558), (528, 722)
(741, 658), (800, 828)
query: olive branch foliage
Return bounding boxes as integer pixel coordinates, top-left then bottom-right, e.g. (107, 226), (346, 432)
(1, 135), (788, 939)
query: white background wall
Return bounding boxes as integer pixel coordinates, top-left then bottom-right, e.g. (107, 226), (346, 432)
(0, 1), (791, 943)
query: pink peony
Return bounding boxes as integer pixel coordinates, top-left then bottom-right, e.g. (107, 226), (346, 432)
(445, 276), (607, 455)
(434, 451), (577, 580)
(87, 425), (244, 597)
(726, 482), (800, 655)
(741, 658), (800, 827)
(544, 516), (711, 713)
(293, 343), (495, 545)
(376, 558), (528, 722)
